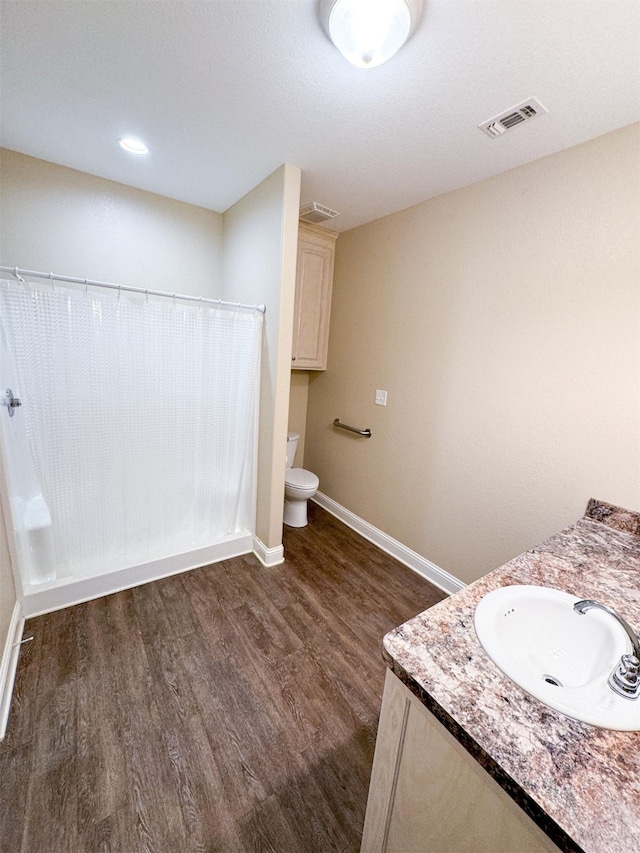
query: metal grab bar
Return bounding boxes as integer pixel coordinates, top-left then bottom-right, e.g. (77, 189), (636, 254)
(333, 418), (372, 438)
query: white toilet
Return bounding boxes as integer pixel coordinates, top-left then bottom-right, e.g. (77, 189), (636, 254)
(284, 432), (319, 527)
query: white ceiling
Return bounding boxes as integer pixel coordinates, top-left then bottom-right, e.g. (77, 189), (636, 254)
(1, 0), (639, 233)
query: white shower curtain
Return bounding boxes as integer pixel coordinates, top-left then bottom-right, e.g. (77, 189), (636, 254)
(0, 277), (262, 586)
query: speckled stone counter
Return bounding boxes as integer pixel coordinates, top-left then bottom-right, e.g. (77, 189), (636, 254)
(383, 499), (640, 853)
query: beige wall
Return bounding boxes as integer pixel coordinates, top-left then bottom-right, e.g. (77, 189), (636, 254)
(288, 372), (310, 467)
(0, 149), (223, 292)
(223, 164), (301, 551)
(0, 488), (16, 666)
(305, 123), (640, 585)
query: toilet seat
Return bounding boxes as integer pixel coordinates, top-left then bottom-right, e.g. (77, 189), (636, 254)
(285, 467), (319, 490)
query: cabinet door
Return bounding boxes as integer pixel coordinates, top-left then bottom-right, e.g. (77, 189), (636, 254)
(292, 225), (337, 370)
(362, 670), (560, 853)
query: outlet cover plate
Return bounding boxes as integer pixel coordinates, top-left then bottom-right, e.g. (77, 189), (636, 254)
(375, 390), (387, 406)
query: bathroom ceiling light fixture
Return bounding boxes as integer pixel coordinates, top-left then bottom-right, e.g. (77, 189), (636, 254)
(117, 136), (149, 155)
(320, 0), (423, 68)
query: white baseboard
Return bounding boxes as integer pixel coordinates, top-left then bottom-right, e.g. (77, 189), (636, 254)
(311, 492), (465, 596)
(253, 536), (285, 567)
(0, 601), (25, 740)
(21, 532), (254, 618)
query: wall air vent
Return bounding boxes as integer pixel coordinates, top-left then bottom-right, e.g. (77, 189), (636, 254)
(299, 202), (340, 224)
(479, 98), (548, 139)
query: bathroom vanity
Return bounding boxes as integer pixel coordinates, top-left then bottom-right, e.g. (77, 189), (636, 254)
(362, 499), (640, 853)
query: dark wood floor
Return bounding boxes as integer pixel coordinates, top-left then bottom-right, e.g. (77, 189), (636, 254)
(0, 503), (445, 853)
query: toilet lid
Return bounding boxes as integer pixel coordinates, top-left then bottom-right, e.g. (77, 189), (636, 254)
(285, 468), (319, 489)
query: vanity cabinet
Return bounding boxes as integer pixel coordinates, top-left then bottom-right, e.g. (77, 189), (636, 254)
(291, 221), (338, 370)
(361, 669), (559, 853)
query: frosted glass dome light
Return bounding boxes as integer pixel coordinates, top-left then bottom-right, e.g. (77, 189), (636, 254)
(321, 0), (422, 69)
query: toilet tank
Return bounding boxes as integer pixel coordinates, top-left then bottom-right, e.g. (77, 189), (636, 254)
(286, 432), (299, 468)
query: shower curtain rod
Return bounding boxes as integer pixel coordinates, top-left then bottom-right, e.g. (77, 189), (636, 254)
(0, 266), (266, 314)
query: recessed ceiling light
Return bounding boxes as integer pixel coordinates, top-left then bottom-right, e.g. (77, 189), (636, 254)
(117, 136), (149, 155)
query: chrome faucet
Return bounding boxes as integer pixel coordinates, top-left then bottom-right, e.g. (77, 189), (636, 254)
(574, 599), (640, 700)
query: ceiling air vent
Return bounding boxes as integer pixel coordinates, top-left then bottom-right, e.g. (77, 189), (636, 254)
(479, 98), (548, 139)
(300, 202), (340, 224)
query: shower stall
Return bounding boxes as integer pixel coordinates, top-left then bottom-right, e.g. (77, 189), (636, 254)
(0, 270), (263, 616)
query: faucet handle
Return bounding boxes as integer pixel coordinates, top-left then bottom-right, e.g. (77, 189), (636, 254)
(610, 654), (640, 699)
(620, 654), (639, 675)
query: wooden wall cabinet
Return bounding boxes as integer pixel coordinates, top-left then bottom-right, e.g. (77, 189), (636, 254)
(361, 669), (559, 853)
(291, 221), (338, 370)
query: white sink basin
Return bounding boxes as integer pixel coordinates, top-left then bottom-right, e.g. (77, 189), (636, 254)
(474, 585), (640, 730)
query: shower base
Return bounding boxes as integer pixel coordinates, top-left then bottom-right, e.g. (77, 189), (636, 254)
(19, 530), (253, 617)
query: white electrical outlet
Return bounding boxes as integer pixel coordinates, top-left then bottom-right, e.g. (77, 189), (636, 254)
(375, 390), (387, 406)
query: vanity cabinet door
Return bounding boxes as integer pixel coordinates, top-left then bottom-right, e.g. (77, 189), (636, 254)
(291, 222), (338, 371)
(362, 669), (559, 853)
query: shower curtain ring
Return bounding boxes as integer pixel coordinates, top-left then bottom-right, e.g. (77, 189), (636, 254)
(84, 279), (88, 296)
(49, 272), (55, 291)
(13, 268), (25, 283)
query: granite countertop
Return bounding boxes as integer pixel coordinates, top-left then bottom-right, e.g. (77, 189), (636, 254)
(383, 499), (640, 853)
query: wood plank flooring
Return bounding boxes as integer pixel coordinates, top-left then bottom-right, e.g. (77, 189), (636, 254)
(0, 503), (446, 853)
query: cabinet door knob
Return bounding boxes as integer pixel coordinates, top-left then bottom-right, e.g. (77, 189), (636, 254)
(292, 356), (296, 361)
